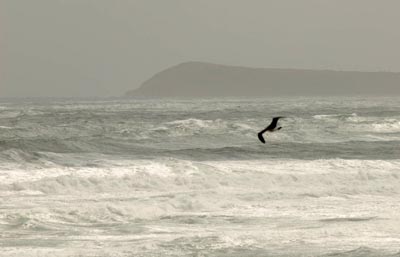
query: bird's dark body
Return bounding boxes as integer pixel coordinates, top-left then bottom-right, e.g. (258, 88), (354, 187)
(258, 117), (284, 143)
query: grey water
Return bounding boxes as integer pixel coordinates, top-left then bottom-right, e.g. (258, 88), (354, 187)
(0, 97), (400, 256)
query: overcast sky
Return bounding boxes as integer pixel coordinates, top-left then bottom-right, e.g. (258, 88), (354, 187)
(1, 0), (400, 97)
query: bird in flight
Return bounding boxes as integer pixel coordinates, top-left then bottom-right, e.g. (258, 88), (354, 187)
(257, 117), (284, 144)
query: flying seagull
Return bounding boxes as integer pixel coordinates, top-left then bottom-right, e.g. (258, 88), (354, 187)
(257, 117), (284, 144)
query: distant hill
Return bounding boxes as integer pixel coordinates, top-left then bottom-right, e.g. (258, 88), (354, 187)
(126, 62), (400, 97)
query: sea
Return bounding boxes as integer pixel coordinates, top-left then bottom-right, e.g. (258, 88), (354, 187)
(0, 97), (399, 257)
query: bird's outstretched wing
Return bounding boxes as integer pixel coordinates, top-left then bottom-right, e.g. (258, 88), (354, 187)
(257, 131), (266, 144)
(266, 117), (282, 130)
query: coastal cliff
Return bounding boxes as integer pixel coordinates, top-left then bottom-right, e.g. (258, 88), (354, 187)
(126, 62), (400, 97)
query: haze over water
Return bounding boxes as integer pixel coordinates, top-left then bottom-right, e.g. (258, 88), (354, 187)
(1, 97), (400, 256)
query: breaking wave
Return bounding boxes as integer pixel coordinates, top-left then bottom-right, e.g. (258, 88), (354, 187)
(2, 158), (400, 196)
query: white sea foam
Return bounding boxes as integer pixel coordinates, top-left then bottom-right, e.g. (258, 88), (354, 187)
(370, 121), (400, 133)
(313, 114), (344, 120)
(1, 158), (400, 256)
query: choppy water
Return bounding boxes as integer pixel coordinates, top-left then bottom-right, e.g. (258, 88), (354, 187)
(0, 97), (400, 256)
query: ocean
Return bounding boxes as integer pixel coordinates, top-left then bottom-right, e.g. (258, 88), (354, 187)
(0, 97), (399, 256)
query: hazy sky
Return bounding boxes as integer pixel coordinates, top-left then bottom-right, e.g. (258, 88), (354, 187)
(1, 0), (400, 97)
